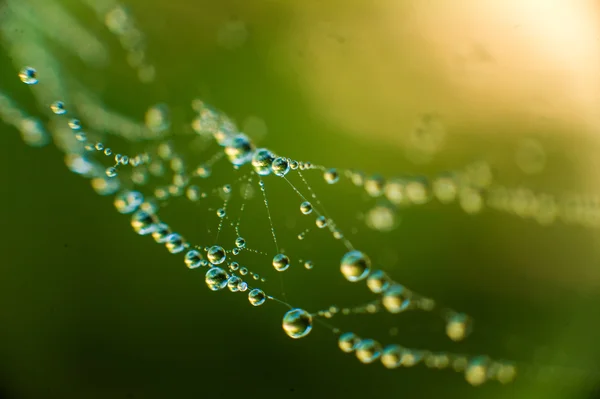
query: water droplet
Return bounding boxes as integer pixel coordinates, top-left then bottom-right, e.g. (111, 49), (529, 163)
(446, 313), (472, 342)
(324, 168), (339, 184)
(235, 237), (246, 248)
(381, 344), (404, 369)
(272, 157), (290, 177)
(338, 332), (360, 353)
(19, 67), (38, 85)
(74, 132), (87, 142)
(205, 267), (228, 291)
(207, 245), (226, 265)
(165, 233), (186, 254)
(465, 356), (490, 386)
(366, 270), (390, 293)
(227, 275), (242, 292)
(248, 288), (266, 306)
(340, 250), (371, 282)
(152, 223), (172, 243)
(251, 148), (274, 176)
(382, 284), (412, 313)
(304, 260), (313, 270)
(224, 134), (255, 166)
(194, 164), (211, 178)
(273, 253), (290, 272)
(282, 308), (313, 339)
(114, 190), (144, 214)
(316, 216), (327, 228)
(433, 174), (458, 204)
(364, 175), (385, 197)
(355, 339), (382, 364)
(184, 249), (203, 269)
(50, 101), (66, 115)
(105, 167), (118, 177)
(217, 208), (226, 218)
(300, 201), (313, 215)
(239, 267), (248, 276)
(130, 210), (157, 235)
(68, 119), (82, 131)
(104, 148), (112, 156)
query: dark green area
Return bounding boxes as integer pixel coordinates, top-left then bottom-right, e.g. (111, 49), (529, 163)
(1, 1), (599, 398)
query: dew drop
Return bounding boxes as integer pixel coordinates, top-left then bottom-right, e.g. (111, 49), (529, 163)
(355, 339), (382, 364)
(382, 284), (412, 313)
(366, 270), (390, 294)
(165, 233), (186, 254)
(105, 167), (118, 177)
(315, 216), (327, 228)
(282, 308), (313, 339)
(272, 253), (290, 272)
(184, 249), (203, 269)
(50, 101), (66, 115)
(235, 237), (246, 248)
(300, 201), (313, 215)
(338, 332), (360, 353)
(207, 245), (226, 265)
(324, 168), (339, 184)
(248, 288), (266, 306)
(19, 67), (38, 85)
(272, 157), (290, 177)
(205, 267), (229, 291)
(340, 250), (371, 282)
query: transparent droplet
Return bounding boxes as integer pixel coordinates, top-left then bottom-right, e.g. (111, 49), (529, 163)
(338, 332), (360, 353)
(207, 245), (226, 265)
(194, 164), (211, 178)
(131, 210), (157, 235)
(382, 284), (412, 313)
(68, 119), (82, 131)
(364, 175), (385, 197)
(165, 233), (186, 254)
(272, 157), (290, 177)
(405, 176), (431, 205)
(235, 237), (246, 248)
(381, 344), (404, 369)
(304, 260), (313, 270)
(184, 185), (199, 202)
(152, 223), (172, 243)
(248, 288), (266, 306)
(50, 101), (66, 115)
(184, 249), (203, 269)
(433, 174), (458, 204)
(19, 67), (38, 85)
(273, 253), (290, 272)
(355, 339), (382, 364)
(366, 270), (390, 294)
(300, 201), (313, 215)
(251, 148), (274, 176)
(217, 208), (226, 218)
(465, 356), (490, 386)
(227, 275), (242, 292)
(205, 267), (228, 291)
(239, 267), (248, 276)
(446, 313), (473, 342)
(74, 132), (87, 142)
(229, 261), (240, 271)
(114, 190), (144, 214)
(282, 308), (313, 339)
(316, 216), (327, 228)
(105, 167), (118, 177)
(340, 250), (371, 282)
(324, 168), (339, 184)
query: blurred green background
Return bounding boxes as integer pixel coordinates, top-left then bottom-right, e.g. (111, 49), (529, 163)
(1, 1), (600, 398)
